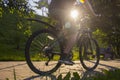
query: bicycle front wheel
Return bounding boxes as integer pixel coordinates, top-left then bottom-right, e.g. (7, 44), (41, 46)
(79, 38), (100, 71)
(25, 29), (62, 75)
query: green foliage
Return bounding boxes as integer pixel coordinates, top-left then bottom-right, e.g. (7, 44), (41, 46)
(63, 72), (71, 80)
(0, 43), (25, 61)
(93, 29), (107, 47)
(0, 0), (34, 50)
(91, 0), (120, 56)
(37, 0), (49, 8)
(57, 74), (62, 80)
(13, 68), (16, 80)
(56, 69), (120, 80)
(0, 0), (119, 60)
(102, 69), (120, 80)
(57, 72), (71, 80)
(85, 69), (120, 80)
(4, 69), (120, 80)
(57, 72), (80, 80)
(72, 72), (80, 80)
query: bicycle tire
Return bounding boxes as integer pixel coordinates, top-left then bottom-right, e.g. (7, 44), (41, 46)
(25, 29), (62, 75)
(79, 37), (100, 71)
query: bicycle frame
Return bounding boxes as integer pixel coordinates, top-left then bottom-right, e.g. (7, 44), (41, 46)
(25, 18), (100, 75)
(45, 22), (93, 56)
(27, 18), (93, 55)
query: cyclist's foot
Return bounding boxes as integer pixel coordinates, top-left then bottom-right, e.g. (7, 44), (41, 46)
(59, 54), (74, 65)
(59, 59), (74, 65)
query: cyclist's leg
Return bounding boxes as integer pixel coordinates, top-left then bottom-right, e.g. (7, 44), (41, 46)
(49, 7), (76, 65)
(63, 31), (78, 54)
(59, 23), (79, 65)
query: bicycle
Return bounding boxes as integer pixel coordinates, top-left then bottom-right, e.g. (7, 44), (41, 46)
(25, 11), (100, 76)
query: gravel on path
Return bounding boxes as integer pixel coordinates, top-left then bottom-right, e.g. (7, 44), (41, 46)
(0, 60), (120, 80)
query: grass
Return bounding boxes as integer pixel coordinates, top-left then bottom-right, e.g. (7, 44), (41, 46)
(0, 44), (25, 61)
(0, 43), (80, 61)
(0, 43), (116, 61)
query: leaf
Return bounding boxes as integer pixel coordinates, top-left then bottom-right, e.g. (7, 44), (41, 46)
(63, 72), (71, 80)
(57, 74), (62, 80)
(73, 72), (80, 80)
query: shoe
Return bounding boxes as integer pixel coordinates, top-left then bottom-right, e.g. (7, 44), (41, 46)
(59, 59), (75, 65)
(59, 54), (75, 65)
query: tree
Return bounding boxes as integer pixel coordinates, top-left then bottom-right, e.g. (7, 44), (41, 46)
(32, 0), (120, 56)
(91, 0), (120, 57)
(0, 0), (34, 50)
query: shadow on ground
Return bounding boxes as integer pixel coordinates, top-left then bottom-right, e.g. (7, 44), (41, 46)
(23, 62), (119, 80)
(24, 71), (102, 80)
(24, 74), (56, 80)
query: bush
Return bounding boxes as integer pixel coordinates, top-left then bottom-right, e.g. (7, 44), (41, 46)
(56, 69), (120, 80)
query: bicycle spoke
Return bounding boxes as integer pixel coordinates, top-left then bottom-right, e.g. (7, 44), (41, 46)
(25, 29), (62, 75)
(79, 38), (99, 70)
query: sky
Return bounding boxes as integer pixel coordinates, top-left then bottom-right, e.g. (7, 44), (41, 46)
(28, 0), (50, 16)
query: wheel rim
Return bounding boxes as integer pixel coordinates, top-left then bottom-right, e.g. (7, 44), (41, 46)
(25, 30), (61, 74)
(79, 39), (100, 70)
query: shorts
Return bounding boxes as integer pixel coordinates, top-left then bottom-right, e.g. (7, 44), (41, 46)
(49, 8), (70, 22)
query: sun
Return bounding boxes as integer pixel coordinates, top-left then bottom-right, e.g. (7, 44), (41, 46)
(71, 9), (79, 19)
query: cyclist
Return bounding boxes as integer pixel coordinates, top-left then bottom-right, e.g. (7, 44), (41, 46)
(49, 0), (97, 65)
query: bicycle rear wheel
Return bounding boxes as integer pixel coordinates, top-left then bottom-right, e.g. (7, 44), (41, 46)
(25, 29), (62, 75)
(79, 37), (100, 71)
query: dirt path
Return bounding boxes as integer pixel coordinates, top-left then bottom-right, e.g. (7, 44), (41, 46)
(0, 60), (120, 80)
